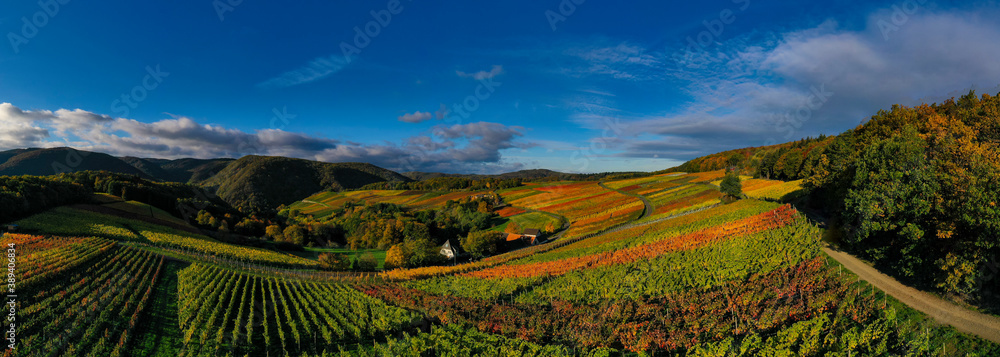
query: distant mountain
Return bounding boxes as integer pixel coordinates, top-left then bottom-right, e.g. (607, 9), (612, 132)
(200, 155), (411, 213)
(0, 149), (30, 165)
(404, 169), (572, 181)
(0, 147), (150, 177)
(404, 169), (643, 181)
(496, 169), (569, 179)
(0, 148), (412, 213)
(152, 158), (235, 184)
(403, 171), (477, 181)
(120, 156), (173, 180)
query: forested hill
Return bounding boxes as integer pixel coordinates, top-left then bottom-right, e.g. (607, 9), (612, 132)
(199, 155), (411, 214)
(668, 90), (1000, 310)
(0, 147), (235, 184)
(0, 147), (151, 178)
(403, 169), (648, 182)
(0, 148), (412, 214)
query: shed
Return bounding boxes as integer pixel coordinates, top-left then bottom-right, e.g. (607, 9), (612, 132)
(439, 239), (465, 259)
(522, 228), (542, 245)
(5, 224), (18, 233)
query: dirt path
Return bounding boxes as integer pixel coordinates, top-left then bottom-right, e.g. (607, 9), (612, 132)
(598, 182), (653, 220)
(823, 245), (1000, 343)
(300, 199), (330, 207)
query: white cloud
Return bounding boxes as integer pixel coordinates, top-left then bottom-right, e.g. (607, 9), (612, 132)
(603, 9), (1000, 160)
(397, 111), (433, 123)
(257, 54), (354, 89)
(559, 40), (666, 81)
(456, 65), (504, 80)
(0, 103), (531, 174)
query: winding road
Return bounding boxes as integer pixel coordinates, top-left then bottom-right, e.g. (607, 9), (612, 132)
(823, 245), (1000, 343)
(598, 181), (654, 220)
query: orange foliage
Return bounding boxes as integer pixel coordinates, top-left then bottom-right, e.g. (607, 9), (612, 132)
(496, 206), (527, 217)
(465, 205), (798, 279)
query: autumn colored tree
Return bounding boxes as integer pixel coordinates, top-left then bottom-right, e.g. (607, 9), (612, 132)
(384, 243), (409, 269)
(265, 224), (283, 241)
(505, 220), (523, 234)
(282, 224), (307, 245)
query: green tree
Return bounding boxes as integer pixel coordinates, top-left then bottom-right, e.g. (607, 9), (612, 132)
(720, 170), (743, 199)
(843, 126), (939, 281)
(355, 251), (379, 271)
(282, 225), (307, 245)
(405, 237), (444, 267)
(462, 230), (502, 259)
(318, 252), (351, 271)
(196, 210), (214, 226)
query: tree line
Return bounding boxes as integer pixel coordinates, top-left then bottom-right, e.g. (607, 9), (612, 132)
(670, 91), (1000, 309)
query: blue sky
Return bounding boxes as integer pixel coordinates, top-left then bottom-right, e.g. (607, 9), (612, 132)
(1, 0), (999, 174)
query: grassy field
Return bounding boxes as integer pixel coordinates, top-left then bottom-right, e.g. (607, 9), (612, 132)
(288, 189), (489, 219)
(489, 211), (563, 233)
(285, 246), (388, 270)
(127, 260), (185, 357)
(101, 200), (189, 225)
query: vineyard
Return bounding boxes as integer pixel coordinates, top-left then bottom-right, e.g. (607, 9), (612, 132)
(707, 176), (807, 202)
(289, 189), (491, 218)
(13, 207), (145, 241)
(4, 174), (998, 356)
(745, 179), (806, 201)
(15, 206), (318, 269)
(141, 229), (319, 268)
(175, 263), (417, 356)
(501, 182), (643, 238)
(465, 205), (799, 279)
(3, 234), (164, 357)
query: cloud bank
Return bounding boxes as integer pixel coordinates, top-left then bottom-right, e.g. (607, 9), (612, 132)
(0, 103), (530, 174)
(557, 9), (1000, 161)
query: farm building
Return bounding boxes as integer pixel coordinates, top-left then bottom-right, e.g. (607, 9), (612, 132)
(439, 239), (465, 259)
(523, 228), (542, 244)
(506, 229), (543, 245)
(5, 224), (17, 233)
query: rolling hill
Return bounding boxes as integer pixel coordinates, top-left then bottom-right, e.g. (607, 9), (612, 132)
(199, 155), (411, 213)
(0, 147), (150, 177)
(0, 148), (414, 213)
